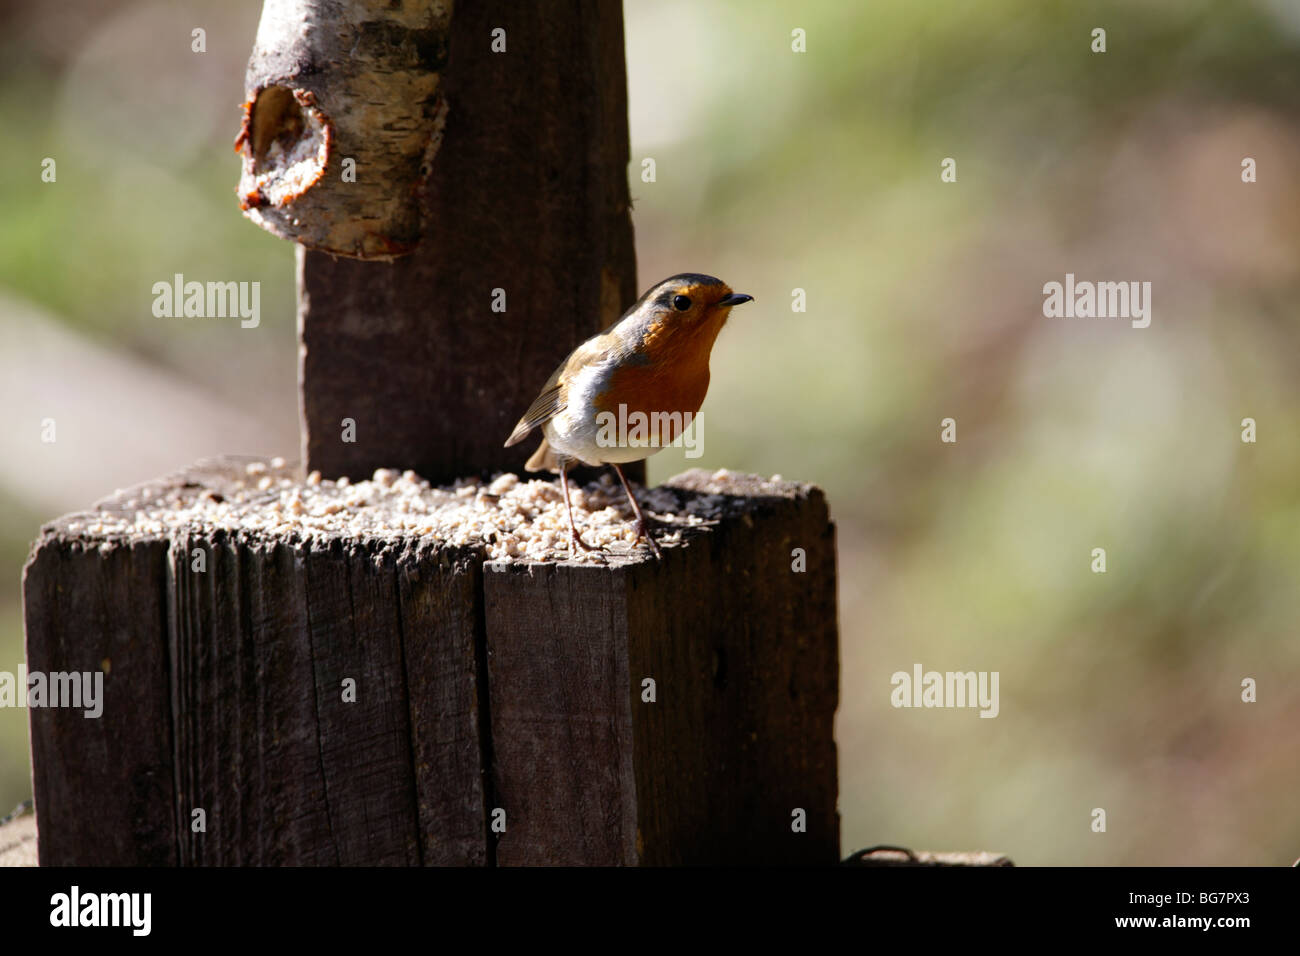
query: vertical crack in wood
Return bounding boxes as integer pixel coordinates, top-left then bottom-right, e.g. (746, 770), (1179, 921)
(234, 537), (253, 864)
(155, 539), (181, 866)
(167, 534), (195, 865)
(390, 559), (424, 867)
(472, 560), (498, 867)
(301, 542), (343, 865)
(165, 538), (183, 865)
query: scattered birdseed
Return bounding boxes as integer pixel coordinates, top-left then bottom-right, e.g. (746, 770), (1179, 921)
(63, 459), (730, 564)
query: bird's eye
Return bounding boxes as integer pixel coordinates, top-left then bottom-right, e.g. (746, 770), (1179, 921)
(672, 294), (692, 311)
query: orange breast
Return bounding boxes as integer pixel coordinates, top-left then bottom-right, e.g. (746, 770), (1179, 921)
(594, 311), (725, 446)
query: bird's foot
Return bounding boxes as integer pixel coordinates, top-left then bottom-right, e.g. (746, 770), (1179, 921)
(568, 530), (607, 557)
(634, 519), (663, 560)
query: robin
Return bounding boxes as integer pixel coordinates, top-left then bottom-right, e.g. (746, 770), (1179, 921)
(504, 273), (752, 558)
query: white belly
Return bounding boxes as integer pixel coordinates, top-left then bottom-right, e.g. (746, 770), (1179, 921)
(543, 360), (667, 466)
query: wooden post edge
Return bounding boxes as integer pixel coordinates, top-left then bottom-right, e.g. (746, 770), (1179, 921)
(22, 457), (839, 865)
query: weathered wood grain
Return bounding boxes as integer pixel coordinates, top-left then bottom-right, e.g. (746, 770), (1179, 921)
(23, 461), (838, 866)
(482, 562), (640, 865)
(627, 472), (839, 865)
(25, 459), (487, 866)
(484, 471), (839, 865)
(395, 540), (487, 865)
(169, 533), (432, 865)
(299, 0), (641, 485)
(23, 536), (176, 866)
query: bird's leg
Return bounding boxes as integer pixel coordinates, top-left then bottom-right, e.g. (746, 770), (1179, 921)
(559, 462), (602, 554)
(611, 463), (662, 560)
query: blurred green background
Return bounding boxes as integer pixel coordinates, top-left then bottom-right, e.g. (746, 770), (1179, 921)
(2, 0), (1298, 864)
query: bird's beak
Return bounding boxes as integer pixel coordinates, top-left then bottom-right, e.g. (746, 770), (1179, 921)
(717, 293), (753, 307)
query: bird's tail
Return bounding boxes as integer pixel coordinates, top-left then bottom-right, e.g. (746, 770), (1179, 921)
(524, 437), (561, 473)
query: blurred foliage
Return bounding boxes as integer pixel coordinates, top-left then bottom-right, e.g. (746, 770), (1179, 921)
(631, 0), (1300, 866)
(2, 0), (1298, 863)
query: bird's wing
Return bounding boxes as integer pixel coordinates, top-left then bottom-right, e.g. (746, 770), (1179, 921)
(503, 338), (614, 447)
(504, 377), (564, 447)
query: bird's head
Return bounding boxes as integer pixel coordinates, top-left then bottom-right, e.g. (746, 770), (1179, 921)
(632, 273), (753, 333)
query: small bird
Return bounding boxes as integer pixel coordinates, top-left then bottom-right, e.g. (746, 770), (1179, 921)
(504, 273), (752, 558)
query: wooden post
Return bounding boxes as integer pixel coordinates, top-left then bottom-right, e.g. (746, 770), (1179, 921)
(24, 535), (176, 865)
(22, 0), (840, 866)
(483, 471), (838, 865)
(25, 460), (838, 865)
(237, 0), (640, 484)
